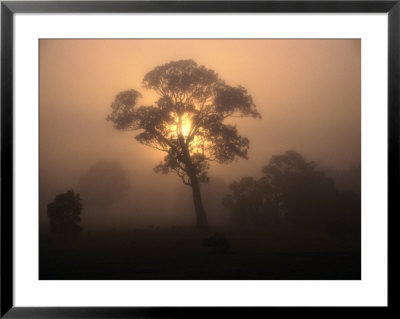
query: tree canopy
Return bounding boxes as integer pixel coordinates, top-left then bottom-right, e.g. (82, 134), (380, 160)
(47, 190), (83, 236)
(224, 151), (360, 236)
(261, 150), (338, 227)
(223, 176), (279, 228)
(107, 59), (260, 228)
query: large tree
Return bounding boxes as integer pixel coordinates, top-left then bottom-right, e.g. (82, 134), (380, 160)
(107, 60), (260, 228)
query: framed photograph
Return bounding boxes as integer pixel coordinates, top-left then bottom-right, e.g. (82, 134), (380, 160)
(1, 0), (396, 317)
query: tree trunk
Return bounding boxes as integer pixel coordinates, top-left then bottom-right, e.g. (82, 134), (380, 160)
(189, 172), (208, 229)
(179, 135), (208, 229)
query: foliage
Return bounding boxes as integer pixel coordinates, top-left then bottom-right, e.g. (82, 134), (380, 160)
(47, 190), (83, 236)
(224, 151), (360, 235)
(107, 59), (260, 186)
(261, 150), (338, 227)
(222, 177), (281, 228)
(107, 60), (260, 228)
(203, 233), (230, 253)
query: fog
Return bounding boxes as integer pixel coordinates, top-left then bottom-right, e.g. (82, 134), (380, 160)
(39, 39), (360, 231)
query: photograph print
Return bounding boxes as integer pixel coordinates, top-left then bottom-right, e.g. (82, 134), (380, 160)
(39, 39), (361, 280)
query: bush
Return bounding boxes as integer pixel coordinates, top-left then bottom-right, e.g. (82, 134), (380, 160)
(47, 190), (83, 237)
(203, 233), (230, 253)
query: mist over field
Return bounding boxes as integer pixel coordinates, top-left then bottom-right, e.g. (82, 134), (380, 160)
(39, 39), (360, 232)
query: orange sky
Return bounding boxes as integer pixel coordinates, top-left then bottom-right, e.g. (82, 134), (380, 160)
(39, 39), (360, 228)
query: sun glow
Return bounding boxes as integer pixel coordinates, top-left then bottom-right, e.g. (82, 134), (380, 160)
(168, 114), (208, 154)
(169, 113), (192, 139)
(181, 117), (191, 137)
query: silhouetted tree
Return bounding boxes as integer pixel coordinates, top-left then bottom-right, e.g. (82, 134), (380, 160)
(223, 177), (281, 228)
(107, 60), (260, 228)
(77, 161), (131, 222)
(224, 151), (361, 235)
(47, 190), (82, 237)
(262, 150), (338, 228)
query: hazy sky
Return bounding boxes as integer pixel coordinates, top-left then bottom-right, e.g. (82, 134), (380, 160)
(39, 39), (360, 229)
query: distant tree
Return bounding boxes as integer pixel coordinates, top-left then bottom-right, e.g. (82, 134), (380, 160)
(261, 150), (338, 228)
(224, 151), (351, 231)
(77, 161), (131, 222)
(107, 59), (260, 228)
(222, 177), (281, 228)
(47, 190), (82, 237)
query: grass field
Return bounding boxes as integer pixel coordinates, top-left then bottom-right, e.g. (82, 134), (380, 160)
(39, 227), (361, 280)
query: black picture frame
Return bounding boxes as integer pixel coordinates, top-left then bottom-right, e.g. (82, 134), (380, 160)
(1, 1), (397, 317)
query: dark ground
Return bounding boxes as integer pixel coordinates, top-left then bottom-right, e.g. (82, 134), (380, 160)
(39, 227), (361, 280)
